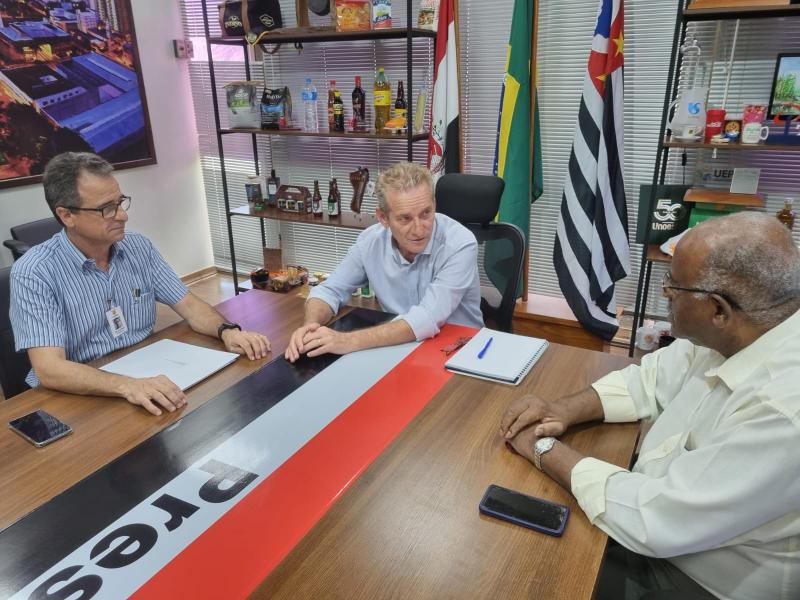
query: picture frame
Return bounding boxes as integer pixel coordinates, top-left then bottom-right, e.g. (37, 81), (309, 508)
(0, 0), (156, 189)
(767, 52), (800, 120)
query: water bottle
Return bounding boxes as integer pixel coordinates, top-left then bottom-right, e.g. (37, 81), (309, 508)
(301, 78), (319, 133)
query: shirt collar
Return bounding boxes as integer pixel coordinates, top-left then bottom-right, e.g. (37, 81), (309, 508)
(705, 308), (800, 389)
(58, 229), (125, 270)
(387, 216), (439, 265)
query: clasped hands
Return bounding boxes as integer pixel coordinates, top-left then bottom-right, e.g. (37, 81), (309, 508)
(499, 394), (571, 463)
(284, 322), (354, 363)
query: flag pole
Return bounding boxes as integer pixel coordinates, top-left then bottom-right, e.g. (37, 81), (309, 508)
(523, 0), (540, 302)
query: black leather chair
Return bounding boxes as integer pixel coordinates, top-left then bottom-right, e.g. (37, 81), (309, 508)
(1, 266), (31, 398)
(436, 174), (526, 333)
(3, 217), (62, 261)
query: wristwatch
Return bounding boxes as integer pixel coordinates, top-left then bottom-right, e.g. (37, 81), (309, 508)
(533, 437), (557, 471)
(217, 321), (241, 340)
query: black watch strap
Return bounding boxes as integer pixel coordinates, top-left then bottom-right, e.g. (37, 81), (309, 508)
(217, 321), (241, 340)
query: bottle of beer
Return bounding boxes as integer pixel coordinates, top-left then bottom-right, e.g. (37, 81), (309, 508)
(394, 80), (407, 124)
(374, 67), (391, 133)
(312, 180), (323, 216)
(267, 168), (280, 205)
(327, 179), (340, 217)
(333, 90), (345, 132)
(327, 80), (337, 132)
(332, 178), (342, 216)
(352, 75), (366, 131)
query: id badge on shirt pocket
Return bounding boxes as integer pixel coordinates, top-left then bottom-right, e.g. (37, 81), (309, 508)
(105, 305), (128, 338)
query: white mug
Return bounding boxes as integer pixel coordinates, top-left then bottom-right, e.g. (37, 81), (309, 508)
(741, 123), (769, 144)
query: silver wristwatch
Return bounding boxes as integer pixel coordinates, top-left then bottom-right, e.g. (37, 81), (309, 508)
(533, 437), (557, 471)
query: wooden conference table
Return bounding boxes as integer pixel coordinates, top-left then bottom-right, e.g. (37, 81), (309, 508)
(0, 290), (638, 599)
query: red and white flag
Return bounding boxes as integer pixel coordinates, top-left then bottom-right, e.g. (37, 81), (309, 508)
(427, 0), (460, 181)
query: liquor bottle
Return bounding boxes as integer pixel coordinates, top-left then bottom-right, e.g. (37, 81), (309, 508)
(374, 67), (391, 133)
(394, 80), (407, 121)
(330, 178), (342, 216)
(777, 197), (796, 231)
(267, 168), (280, 205)
(312, 180), (323, 216)
(333, 90), (345, 132)
(327, 80), (337, 132)
(352, 75), (366, 131)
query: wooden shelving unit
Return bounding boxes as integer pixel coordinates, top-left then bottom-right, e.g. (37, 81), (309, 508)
(219, 127), (429, 142)
(628, 0), (800, 356)
(229, 205), (380, 231)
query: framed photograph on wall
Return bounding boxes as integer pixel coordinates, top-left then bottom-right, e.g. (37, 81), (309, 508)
(768, 52), (800, 120)
(0, 0), (156, 189)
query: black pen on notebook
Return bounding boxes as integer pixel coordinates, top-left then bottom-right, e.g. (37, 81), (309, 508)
(477, 336), (493, 359)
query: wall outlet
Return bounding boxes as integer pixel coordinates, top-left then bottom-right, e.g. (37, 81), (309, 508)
(173, 39), (194, 59)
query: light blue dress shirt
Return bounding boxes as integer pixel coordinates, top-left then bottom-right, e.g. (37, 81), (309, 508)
(10, 230), (188, 387)
(309, 213), (483, 339)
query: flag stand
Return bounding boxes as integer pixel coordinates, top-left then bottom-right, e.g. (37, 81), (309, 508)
(523, 0), (541, 301)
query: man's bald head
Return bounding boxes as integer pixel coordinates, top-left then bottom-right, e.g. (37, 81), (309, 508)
(677, 211), (800, 327)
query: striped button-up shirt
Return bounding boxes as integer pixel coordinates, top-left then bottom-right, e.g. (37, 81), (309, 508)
(10, 230), (188, 387)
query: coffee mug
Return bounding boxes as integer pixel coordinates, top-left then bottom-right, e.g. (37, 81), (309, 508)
(704, 108), (726, 143)
(742, 123), (769, 144)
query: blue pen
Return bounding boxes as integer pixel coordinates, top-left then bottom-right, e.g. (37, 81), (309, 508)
(477, 336), (493, 359)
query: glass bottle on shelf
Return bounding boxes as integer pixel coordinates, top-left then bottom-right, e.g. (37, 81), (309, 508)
(267, 169), (279, 205)
(394, 80), (407, 121)
(327, 80), (337, 132)
(374, 67), (391, 134)
(776, 197), (796, 231)
(352, 75), (366, 131)
(312, 180), (323, 216)
(333, 90), (345, 132)
(328, 179), (341, 217)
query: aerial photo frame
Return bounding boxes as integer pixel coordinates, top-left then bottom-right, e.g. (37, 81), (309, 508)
(0, 0), (156, 189)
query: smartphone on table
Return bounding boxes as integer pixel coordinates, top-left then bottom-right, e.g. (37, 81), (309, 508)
(479, 484), (570, 537)
(8, 409), (73, 447)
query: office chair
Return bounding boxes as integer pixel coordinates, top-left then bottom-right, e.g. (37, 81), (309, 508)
(435, 174), (526, 333)
(0, 266), (31, 398)
(3, 217), (62, 261)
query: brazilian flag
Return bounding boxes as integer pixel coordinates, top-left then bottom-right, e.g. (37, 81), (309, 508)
(491, 0), (543, 295)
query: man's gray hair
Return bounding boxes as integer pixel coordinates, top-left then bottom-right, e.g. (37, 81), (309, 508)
(693, 211), (800, 327)
(375, 162), (434, 214)
(43, 152), (114, 221)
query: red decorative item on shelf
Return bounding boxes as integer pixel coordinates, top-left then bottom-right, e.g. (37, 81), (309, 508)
(704, 108), (726, 142)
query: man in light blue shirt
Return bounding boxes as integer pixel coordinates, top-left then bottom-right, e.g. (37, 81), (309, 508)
(10, 152), (270, 415)
(285, 162), (483, 362)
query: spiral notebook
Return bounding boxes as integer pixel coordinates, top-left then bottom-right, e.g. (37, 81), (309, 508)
(444, 328), (549, 386)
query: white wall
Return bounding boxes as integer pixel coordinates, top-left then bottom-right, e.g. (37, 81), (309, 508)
(0, 0), (213, 276)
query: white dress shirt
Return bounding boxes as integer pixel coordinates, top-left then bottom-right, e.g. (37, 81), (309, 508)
(571, 309), (800, 600)
(309, 213), (484, 339)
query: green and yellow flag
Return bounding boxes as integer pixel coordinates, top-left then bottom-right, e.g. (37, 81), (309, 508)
(491, 0), (542, 294)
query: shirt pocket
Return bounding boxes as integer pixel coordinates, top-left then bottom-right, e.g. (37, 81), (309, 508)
(125, 291), (156, 335)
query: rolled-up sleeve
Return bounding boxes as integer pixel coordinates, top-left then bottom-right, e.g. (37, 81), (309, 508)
(308, 242), (366, 315)
(399, 237), (478, 340)
(148, 241), (188, 306)
(571, 458), (628, 522)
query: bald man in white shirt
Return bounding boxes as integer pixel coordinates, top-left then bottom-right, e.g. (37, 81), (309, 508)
(500, 212), (800, 600)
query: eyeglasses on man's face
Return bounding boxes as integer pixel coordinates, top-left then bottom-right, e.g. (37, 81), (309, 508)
(661, 270), (741, 310)
(68, 195), (131, 219)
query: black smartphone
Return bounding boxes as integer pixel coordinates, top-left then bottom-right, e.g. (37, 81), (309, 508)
(8, 409), (73, 448)
(479, 484), (570, 537)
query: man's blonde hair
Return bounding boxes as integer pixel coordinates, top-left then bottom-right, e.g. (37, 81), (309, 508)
(375, 162), (434, 214)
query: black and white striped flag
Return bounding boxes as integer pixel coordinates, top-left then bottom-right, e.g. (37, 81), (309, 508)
(553, 0), (630, 341)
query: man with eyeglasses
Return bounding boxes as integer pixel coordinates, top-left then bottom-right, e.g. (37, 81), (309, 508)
(9, 152), (271, 416)
(499, 212), (800, 600)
